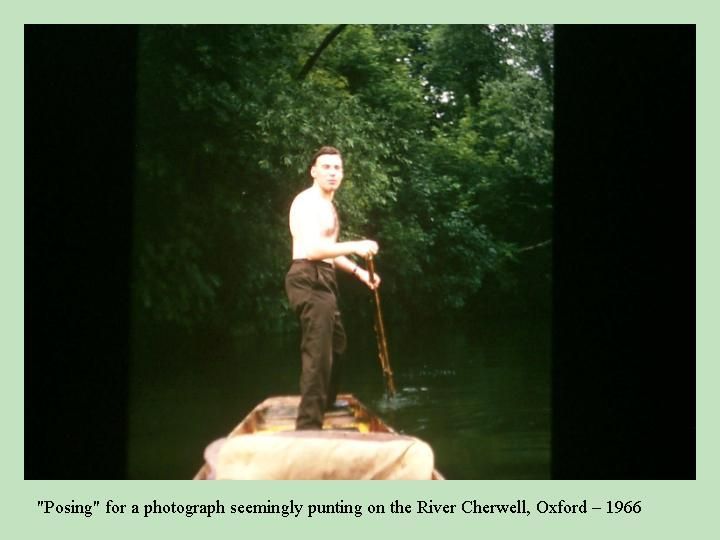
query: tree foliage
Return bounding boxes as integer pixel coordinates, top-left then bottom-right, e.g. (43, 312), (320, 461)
(133, 24), (553, 334)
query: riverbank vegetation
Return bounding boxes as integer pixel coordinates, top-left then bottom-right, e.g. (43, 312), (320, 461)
(133, 24), (553, 335)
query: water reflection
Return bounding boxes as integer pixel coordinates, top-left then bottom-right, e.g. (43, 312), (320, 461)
(128, 317), (550, 479)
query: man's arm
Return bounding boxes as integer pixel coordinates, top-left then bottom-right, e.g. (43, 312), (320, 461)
(290, 195), (378, 260)
(335, 255), (381, 290)
(304, 239), (378, 261)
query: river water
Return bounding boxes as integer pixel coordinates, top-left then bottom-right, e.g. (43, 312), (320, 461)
(128, 317), (550, 479)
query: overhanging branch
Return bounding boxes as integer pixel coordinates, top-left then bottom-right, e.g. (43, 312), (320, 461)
(296, 25), (348, 81)
(517, 239), (552, 253)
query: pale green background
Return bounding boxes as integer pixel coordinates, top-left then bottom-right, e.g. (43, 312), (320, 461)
(8, 2), (708, 538)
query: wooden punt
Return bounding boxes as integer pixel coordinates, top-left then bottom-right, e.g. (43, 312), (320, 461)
(194, 393), (444, 480)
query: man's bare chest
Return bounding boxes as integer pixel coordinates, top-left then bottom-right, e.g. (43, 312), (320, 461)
(318, 202), (339, 238)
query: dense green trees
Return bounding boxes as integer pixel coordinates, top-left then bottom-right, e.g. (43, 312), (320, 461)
(133, 24), (553, 334)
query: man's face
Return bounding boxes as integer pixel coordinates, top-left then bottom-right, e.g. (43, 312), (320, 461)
(311, 153), (344, 193)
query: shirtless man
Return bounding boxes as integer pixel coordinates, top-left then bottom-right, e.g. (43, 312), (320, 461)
(285, 146), (380, 430)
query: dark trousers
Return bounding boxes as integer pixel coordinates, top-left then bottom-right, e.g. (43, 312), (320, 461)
(285, 260), (347, 430)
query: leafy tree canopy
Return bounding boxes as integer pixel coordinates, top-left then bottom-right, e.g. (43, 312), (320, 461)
(134, 24), (553, 334)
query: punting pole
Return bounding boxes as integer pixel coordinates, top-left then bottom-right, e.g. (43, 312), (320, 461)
(366, 254), (397, 397)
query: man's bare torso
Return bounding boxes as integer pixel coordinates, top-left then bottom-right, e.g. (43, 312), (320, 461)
(289, 186), (339, 264)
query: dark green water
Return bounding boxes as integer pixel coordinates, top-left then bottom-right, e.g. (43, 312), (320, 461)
(128, 317), (550, 479)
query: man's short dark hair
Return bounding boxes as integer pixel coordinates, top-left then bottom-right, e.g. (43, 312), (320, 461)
(308, 146), (342, 177)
